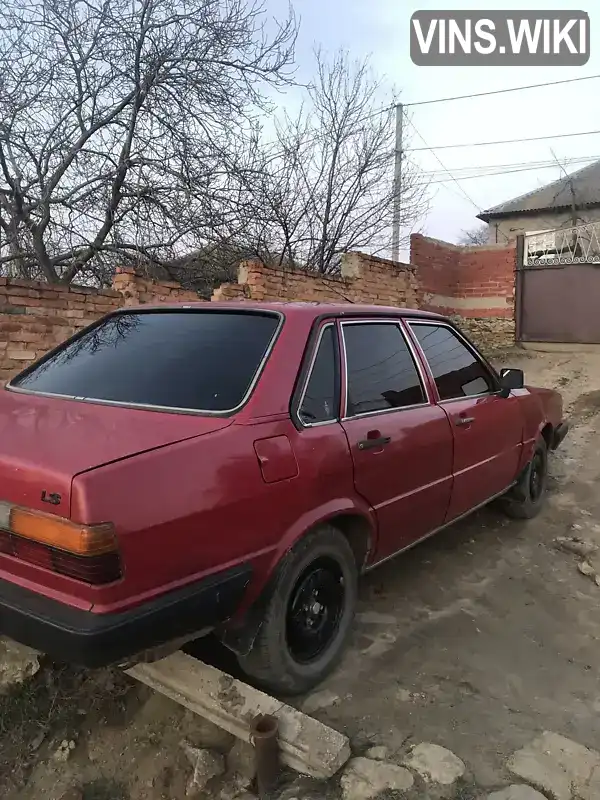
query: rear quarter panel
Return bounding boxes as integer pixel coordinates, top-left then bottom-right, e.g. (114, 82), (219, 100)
(72, 416), (367, 614)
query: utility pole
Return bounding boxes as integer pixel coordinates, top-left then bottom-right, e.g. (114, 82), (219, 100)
(391, 102), (404, 262)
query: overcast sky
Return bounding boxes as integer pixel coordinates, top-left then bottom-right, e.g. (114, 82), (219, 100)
(266, 0), (599, 252)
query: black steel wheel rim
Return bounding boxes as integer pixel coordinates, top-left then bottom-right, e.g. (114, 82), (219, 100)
(530, 451), (545, 501)
(285, 557), (345, 665)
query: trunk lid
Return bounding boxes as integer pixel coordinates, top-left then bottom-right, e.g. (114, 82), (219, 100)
(0, 388), (232, 515)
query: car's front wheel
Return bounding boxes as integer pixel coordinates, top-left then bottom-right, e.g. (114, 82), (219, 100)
(238, 525), (358, 697)
(501, 437), (548, 519)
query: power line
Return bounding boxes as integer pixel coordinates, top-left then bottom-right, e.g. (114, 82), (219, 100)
(331, 74), (600, 128)
(405, 116), (482, 212)
(250, 77), (600, 167)
(420, 154), (600, 178)
(350, 74), (600, 128)
(405, 73), (600, 107)
(407, 128), (600, 153)
(423, 157), (600, 186)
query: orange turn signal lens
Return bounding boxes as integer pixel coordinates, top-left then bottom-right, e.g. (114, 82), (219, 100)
(9, 508), (116, 556)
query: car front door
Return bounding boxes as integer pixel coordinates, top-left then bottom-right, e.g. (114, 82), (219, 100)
(408, 321), (524, 521)
(339, 319), (454, 563)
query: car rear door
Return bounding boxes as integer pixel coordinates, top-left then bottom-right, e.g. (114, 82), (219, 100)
(407, 320), (523, 521)
(339, 318), (454, 563)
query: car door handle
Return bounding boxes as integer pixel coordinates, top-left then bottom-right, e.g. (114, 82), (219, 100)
(455, 416), (475, 426)
(358, 436), (391, 450)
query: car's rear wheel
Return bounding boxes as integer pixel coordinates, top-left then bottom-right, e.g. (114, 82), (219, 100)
(238, 525), (358, 696)
(501, 437), (548, 519)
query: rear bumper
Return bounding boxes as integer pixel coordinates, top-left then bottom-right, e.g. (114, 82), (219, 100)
(0, 564), (251, 668)
(552, 419), (569, 450)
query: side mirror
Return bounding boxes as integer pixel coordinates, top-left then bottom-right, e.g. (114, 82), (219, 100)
(499, 368), (524, 397)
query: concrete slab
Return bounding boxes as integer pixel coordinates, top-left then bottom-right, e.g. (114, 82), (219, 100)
(487, 787), (547, 800)
(0, 638), (40, 692)
(126, 651), (350, 780)
(507, 731), (600, 800)
(340, 757), (414, 800)
(403, 742), (466, 785)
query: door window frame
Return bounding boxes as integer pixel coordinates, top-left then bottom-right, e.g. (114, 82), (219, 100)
(291, 321), (342, 429)
(406, 319), (502, 406)
(339, 318), (432, 421)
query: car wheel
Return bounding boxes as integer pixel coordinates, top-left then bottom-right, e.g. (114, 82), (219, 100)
(501, 437), (548, 520)
(238, 525), (358, 697)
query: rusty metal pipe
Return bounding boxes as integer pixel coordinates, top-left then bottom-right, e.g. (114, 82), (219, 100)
(251, 714), (280, 798)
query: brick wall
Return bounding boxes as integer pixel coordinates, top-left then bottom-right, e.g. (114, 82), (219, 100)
(0, 281), (120, 385)
(112, 267), (200, 307)
(0, 253), (417, 383)
(0, 241), (515, 384)
(0, 268), (200, 385)
(410, 234), (517, 351)
(212, 251), (419, 307)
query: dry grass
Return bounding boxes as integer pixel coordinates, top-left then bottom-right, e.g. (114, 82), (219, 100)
(0, 659), (141, 795)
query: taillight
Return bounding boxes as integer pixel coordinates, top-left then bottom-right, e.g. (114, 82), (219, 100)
(0, 504), (121, 585)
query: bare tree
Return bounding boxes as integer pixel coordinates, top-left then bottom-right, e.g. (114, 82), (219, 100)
(231, 49), (428, 273)
(549, 149), (585, 231)
(548, 149), (590, 259)
(459, 224), (489, 246)
(0, 0), (296, 284)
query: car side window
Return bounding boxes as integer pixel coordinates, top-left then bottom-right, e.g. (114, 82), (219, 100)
(343, 322), (426, 417)
(410, 323), (495, 401)
(299, 325), (338, 424)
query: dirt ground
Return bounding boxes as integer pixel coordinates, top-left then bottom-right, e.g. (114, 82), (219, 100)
(3, 347), (600, 799)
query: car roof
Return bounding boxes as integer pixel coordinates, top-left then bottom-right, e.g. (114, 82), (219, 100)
(121, 300), (447, 321)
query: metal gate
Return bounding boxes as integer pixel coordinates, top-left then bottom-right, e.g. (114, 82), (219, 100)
(517, 222), (600, 344)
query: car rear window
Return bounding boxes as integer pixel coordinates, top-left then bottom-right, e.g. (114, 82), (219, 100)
(11, 310), (281, 413)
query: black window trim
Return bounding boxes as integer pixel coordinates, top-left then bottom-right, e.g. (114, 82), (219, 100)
(5, 306), (285, 417)
(293, 321), (341, 429)
(340, 318), (431, 422)
(407, 319), (501, 405)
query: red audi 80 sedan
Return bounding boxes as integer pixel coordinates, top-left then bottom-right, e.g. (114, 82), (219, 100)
(0, 302), (568, 694)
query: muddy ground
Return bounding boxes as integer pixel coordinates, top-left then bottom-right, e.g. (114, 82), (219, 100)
(2, 348), (600, 799)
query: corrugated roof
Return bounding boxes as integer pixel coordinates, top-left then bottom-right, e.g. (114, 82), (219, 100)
(478, 159), (600, 221)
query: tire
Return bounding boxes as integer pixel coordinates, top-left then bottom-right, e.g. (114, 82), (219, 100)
(501, 437), (548, 520)
(238, 525), (358, 697)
